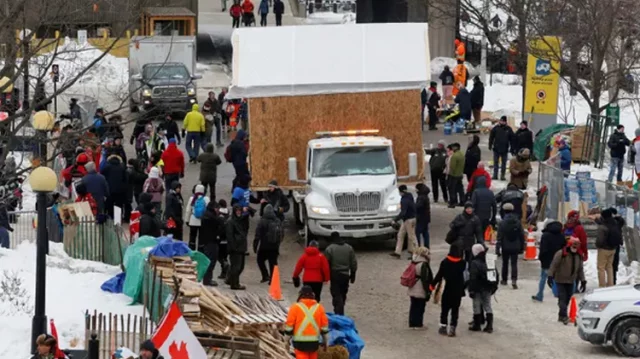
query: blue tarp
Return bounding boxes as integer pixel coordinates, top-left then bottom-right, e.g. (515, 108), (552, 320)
(148, 236), (191, 258)
(328, 314), (365, 359)
(101, 272), (126, 293)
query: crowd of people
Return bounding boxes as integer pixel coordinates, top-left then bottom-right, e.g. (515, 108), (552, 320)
(229, 0), (286, 27)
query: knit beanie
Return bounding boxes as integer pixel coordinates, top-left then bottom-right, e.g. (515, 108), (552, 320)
(472, 243), (485, 257)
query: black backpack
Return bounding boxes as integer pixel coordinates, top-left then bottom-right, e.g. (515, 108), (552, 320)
(266, 220), (282, 244)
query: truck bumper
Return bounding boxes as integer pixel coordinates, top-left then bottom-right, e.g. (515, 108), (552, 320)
(308, 216), (396, 239)
(142, 97), (197, 113)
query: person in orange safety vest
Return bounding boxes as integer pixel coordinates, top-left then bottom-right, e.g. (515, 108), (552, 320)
(284, 285), (330, 359)
(455, 36), (466, 62)
(452, 62), (468, 97)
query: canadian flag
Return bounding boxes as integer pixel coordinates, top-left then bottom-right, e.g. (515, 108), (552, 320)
(151, 303), (207, 359)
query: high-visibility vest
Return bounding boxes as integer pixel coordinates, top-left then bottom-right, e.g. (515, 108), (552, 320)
(453, 64), (467, 96)
(456, 43), (466, 62)
(292, 303), (321, 342)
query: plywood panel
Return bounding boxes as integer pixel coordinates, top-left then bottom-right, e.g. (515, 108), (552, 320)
(248, 90), (423, 188)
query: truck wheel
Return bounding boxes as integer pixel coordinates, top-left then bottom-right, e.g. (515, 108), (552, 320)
(612, 317), (640, 357)
(293, 201), (303, 227)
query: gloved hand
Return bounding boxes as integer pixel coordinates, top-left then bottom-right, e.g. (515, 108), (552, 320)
(350, 272), (356, 284)
(547, 276), (554, 289)
(181, 129), (186, 138)
(292, 277), (300, 288)
(579, 280), (587, 293)
(495, 248), (501, 257)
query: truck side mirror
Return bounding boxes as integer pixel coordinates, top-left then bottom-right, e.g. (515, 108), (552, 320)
(131, 74), (142, 81)
(408, 153), (418, 178)
(288, 157), (299, 182)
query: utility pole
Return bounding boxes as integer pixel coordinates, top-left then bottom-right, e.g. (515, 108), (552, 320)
(22, 3), (29, 112)
(480, 0), (490, 82)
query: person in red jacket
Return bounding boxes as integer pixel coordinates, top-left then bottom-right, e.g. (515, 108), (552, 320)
(75, 182), (98, 216)
(241, 0), (255, 26)
(229, 1), (242, 28)
(292, 240), (330, 302)
(161, 138), (185, 190)
(563, 210), (588, 261)
(61, 153), (90, 188)
(466, 162), (492, 193)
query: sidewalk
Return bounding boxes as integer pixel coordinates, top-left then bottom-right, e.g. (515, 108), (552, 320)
(199, 0), (301, 31)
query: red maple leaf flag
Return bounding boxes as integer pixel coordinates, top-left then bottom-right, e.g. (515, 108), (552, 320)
(151, 303), (207, 359)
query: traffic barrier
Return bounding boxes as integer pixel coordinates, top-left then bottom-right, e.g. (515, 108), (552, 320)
(524, 229), (537, 260)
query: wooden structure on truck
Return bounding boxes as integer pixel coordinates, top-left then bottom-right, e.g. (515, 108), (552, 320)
(227, 23), (430, 189)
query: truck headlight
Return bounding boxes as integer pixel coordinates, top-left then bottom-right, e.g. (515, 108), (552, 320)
(582, 301), (610, 312)
(187, 87), (196, 96)
(386, 204), (399, 212)
(142, 88), (152, 97)
(310, 206), (330, 215)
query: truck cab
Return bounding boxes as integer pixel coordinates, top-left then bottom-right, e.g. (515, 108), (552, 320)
(131, 62), (200, 114)
(288, 130), (418, 241)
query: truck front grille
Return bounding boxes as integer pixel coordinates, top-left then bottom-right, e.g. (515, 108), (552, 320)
(334, 192), (381, 213)
(152, 86), (187, 97)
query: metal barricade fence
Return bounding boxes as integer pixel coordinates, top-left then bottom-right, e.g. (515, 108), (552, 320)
(7, 209), (62, 249)
(537, 155), (565, 222)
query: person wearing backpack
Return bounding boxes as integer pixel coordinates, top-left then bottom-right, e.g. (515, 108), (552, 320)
(431, 245), (466, 337)
(596, 209), (623, 287)
(468, 244), (495, 333)
(164, 181), (184, 240)
(143, 167), (165, 221)
(403, 246), (433, 330)
(253, 204), (282, 284)
(495, 203), (525, 289)
(185, 184), (210, 250)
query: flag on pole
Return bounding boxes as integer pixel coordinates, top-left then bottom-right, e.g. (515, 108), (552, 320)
(151, 302), (207, 359)
(49, 319), (66, 359)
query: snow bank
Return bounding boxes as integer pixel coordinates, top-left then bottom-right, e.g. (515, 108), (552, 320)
(0, 242), (143, 357)
(584, 249), (639, 286)
(430, 57), (476, 76)
(304, 12), (356, 25)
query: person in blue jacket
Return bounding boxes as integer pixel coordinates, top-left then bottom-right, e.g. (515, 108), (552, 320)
(558, 140), (571, 173)
(259, 0), (269, 26)
(231, 174), (259, 217)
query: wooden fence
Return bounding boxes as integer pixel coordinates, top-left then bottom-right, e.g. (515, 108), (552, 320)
(63, 217), (130, 267)
(85, 311), (154, 359)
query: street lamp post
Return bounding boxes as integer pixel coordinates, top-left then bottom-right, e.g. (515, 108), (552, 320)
(28, 166), (57, 354)
(33, 110), (54, 165)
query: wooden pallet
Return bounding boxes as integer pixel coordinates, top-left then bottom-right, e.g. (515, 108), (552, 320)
(208, 348), (242, 359)
(225, 314), (286, 331)
(196, 332), (262, 359)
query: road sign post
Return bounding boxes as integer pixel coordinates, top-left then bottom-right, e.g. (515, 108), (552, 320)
(51, 64), (59, 114)
(606, 102), (620, 126)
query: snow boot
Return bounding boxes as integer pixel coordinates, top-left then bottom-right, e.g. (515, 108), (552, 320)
(500, 280), (507, 286)
(483, 313), (494, 333)
(448, 326), (457, 337)
(469, 315), (483, 331)
(500, 175), (506, 181)
(438, 325), (448, 336)
(512, 282), (518, 289)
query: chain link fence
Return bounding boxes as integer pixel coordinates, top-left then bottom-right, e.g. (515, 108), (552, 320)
(7, 209), (62, 249)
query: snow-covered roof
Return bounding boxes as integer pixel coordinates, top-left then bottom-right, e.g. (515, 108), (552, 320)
(227, 23), (430, 98)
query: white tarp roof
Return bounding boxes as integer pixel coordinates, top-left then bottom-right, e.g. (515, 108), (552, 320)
(227, 23), (430, 98)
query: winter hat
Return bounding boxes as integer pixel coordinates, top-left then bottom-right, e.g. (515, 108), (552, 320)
(85, 161), (96, 172)
(149, 167), (160, 179)
(567, 236), (580, 246)
(520, 148), (531, 157)
(430, 81), (438, 87)
(502, 203), (514, 212)
(330, 231), (340, 241)
(477, 161), (485, 169)
(500, 115), (507, 122)
(268, 179), (278, 187)
(169, 138), (176, 144)
(448, 244), (463, 258)
(617, 125), (625, 131)
(195, 184), (205, 194)
(398, 184), (408, 193)
(609, 207), (618, 215)
(140, 339), (156, 352)
(76, 153), (89, 165)
(172, 181), (182, 190)
(568, 210), (580, 220)
(437, 139), (447, 147)
(309, 240), (319, 248)
(464, 201), (473, 209)
(413, 246), (430, 260)
(601, 208), (613, 219)
(299, 285), (315, 299)
(36, 334), (57, 347)
(138, 192), (153, 204)
(472, 243), (485, 257)
(521, 121), (528, 127)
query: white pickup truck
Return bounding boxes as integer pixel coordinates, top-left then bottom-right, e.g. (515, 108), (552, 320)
(287, 130), (418, 243)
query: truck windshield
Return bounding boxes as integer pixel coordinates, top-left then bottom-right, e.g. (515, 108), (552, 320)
(312, 146), (395, 177)
(143, 65), (189, 80)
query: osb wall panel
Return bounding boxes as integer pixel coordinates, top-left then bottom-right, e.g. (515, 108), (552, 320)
(248, 90), (423, 188)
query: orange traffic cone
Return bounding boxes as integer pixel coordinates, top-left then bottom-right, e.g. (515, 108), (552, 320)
(524, 229), (537, 260)
(269, 265), (283, 301)
(569, 296), (578, 326)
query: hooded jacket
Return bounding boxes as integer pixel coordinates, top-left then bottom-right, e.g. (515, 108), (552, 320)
(143, 168), (165, 203)
(439, 68), (454, 86)
(161, 142), (185, 175)
(101, 155), (127, 195)
(415, 186), (431, 224)
(467, 167), (491, 193)
(559, 143), (571, 171)
(183, 104), (205, 133)
(455, 87), (472, 119)
(548, 245), (586, 284)
(324, 236), (357, 275)
(449, 211), (483, 250)
(563, 212), (588, 261)
(496, 184), (524, 218)
(538, 221), (566, 269)
(162, 118), (181, 143)
(513, 127), (534, 154)
(496, 212), (525, 254)
(407, 255), (433, 299)
(293, 246), (330, 283)
(489, 123), (513, 154)
(164, 181), (184, 224)
(395, 191), (416, 221)
(259, 0), (269, 14)
(509, 150), (532, 189)
(273, 0), (284, 14)
(226, 206), (249, 253)
(200, 205), (226, 246)
(431, 253), (466, 299)
(197, 144), (222, 183)
(470, 79), (484, 109)
(470, 176), (496, 224)
(260, 187), (290, 220)
(425, 146), (447, 172)
(230, 130), (249, 169)
(464, 135), (481, 178)
(608, 131), (631, 159)
(468, 251), (491, 293)
(596, 217), (623, 250)
(253, 204), (281, 252)
(81, 168), (109, 211)
(139, 203), (161, 237)
(185, 184), (209, 226)
(127, 160), (148, 199)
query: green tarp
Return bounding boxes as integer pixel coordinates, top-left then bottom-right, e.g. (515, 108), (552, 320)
(533, 123), (574, 161)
